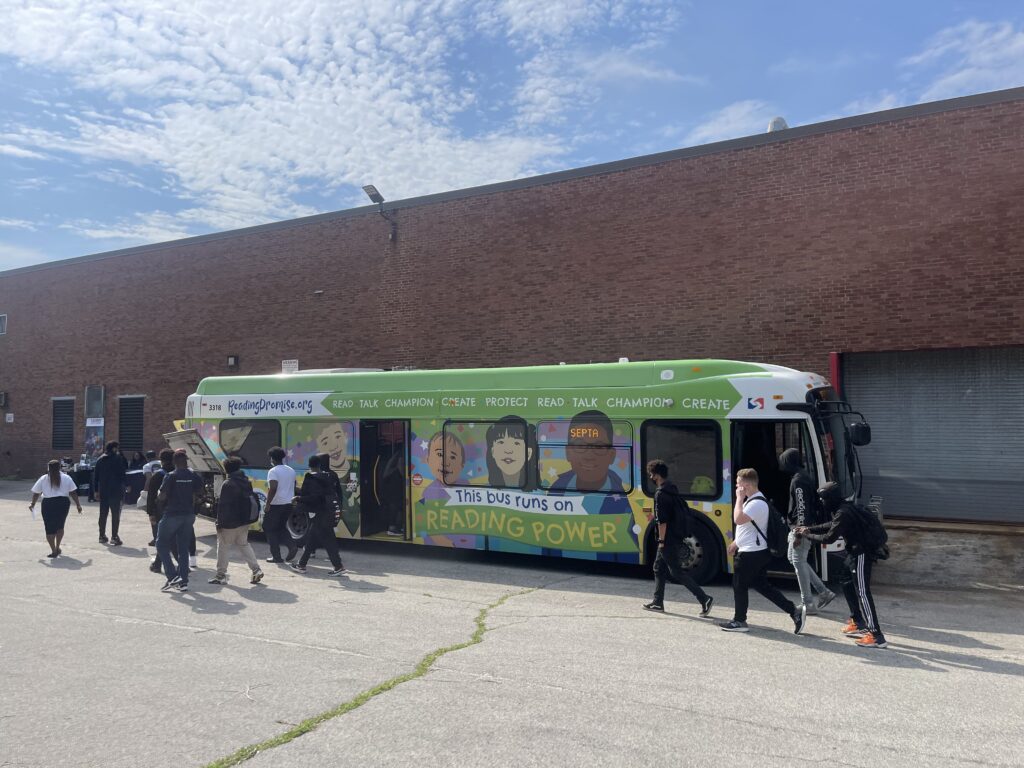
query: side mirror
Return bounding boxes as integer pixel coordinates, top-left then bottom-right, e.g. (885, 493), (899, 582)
(849, 422), (871, 446)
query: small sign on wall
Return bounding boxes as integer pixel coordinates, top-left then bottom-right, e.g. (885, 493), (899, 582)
(282, 359), (299, 374)
(4, 413), (12, 423)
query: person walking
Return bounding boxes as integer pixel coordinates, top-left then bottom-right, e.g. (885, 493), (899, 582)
(145, 449), (174, 573)
(291, 454), (347, 576)
(156, 449), (203, 592)
(778, 449), (835, 614)
(263, 446), (297, 563)
(642, 460), (713, 617)
(719, 468), (806, 634)
(29, 459), (83, 558)
(795, 483), (888, 648)
(208, 458), (264, 586)
(93, 441), (127, 545)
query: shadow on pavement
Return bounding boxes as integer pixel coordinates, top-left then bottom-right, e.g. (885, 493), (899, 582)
(39, 556), (93, 570)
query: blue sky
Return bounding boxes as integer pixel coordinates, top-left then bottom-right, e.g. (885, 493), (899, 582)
(1, 1), (1022, 270)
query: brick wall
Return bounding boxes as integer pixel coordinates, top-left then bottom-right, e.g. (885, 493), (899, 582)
(1, 96), (1022, 476)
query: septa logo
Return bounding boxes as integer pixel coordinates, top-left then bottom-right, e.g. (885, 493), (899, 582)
(746, 397), (765, 410)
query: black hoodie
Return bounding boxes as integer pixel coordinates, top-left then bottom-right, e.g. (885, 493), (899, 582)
(779, 448), (818, 527)
(217, 470), (254, 529)
(654, 481), (690, 544)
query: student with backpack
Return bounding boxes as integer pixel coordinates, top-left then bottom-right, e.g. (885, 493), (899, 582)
(794, 482), (888, 648)
(719, 468), (806, 634)
(642, 460), (714, 617)
(290, 454), (347, 576)
(208, 457), (264, 586)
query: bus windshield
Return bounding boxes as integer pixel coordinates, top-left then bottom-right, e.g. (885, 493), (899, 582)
(810, 388), (859, 499)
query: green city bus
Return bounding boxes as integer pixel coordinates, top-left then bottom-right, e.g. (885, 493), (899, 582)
(176, 359), (871, 583)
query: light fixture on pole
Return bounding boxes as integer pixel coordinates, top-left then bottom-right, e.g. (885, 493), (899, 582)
(362, 184), (397, 242)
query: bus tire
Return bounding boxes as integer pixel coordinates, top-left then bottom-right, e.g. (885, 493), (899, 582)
(285, 508), (309, 545)
(644, 515), (723, 586)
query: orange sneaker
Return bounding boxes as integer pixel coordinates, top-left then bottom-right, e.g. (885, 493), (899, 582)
(841, 619), (865, 636)
(855, 632), (888, 649)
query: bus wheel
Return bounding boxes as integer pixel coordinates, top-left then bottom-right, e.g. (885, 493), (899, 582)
(680, 522), (722, 585)
(286, 509), (309, 544)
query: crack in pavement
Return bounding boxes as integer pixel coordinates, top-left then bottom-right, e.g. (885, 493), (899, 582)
(201, 584), (542, 768)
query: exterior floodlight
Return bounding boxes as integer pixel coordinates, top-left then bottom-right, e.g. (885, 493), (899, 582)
(362, 184), (397, 242)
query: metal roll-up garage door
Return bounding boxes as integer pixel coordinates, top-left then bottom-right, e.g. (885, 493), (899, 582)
(843, 347), (1024, 524)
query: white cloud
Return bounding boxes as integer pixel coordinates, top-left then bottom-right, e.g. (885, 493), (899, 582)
(683, 100), (776, 146)
(0, 218), (38, 231)
(0, 143), (46, 159)
(0, 1), (694, 250)
(903, 20), (1024, 101)
(578, 49), (705, 85)
(59, 212), (191, 243)
(0, 242), (49, 270)
(840, 92), (904, 116)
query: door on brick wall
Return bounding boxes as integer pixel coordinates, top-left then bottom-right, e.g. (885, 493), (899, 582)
(843, 348), (1024, 524)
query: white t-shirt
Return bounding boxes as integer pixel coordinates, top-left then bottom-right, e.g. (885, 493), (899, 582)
(267, 463), (296, 505)
(32, 473), (78, 498)
(735, 493), (769, 552)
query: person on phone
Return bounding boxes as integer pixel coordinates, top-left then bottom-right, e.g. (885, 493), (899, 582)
(642, 460), (713, 617)
(719, 468), (805, 634)
(29, 459), (83, 558)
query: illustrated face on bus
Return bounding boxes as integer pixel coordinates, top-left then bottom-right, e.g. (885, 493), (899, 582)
(428, 434), (465, 485)
(316, 422), (350, 473)
(566, 422), (616, 491)
(490, 430), (531, 485)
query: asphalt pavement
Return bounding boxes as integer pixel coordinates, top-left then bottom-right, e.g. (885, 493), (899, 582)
(1, 479), (1022, 768)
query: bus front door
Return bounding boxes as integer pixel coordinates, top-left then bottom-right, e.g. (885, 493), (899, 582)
(359, 420), (408, 538)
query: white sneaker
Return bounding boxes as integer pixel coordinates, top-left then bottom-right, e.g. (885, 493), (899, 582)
(188, 556), (197, 568)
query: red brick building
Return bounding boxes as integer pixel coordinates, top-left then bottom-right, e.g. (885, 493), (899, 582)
(2, 87), (1022, 523)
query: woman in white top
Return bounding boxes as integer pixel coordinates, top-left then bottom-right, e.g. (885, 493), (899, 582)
(29, 460), (83, 558)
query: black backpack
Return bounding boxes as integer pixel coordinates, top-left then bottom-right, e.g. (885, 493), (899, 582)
(747, 494), (790, 557)
(226, 474), (261, 526)
(847, 502), (890, 560)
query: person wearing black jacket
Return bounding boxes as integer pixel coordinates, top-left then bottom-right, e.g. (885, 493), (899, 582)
(795, 482), (887, 649)
(779, 449), (835, 614)
(93, 441), (127, 545)
(291, 454), (347, 576)
(642, 460), (713, 616)
(208, 457), (264, 586)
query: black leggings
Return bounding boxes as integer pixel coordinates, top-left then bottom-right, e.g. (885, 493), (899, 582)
(299, 517), (342, 570)
(98, 496), (122, 538)
(732, 548), (796, 623)
(653, 545), (708, 605)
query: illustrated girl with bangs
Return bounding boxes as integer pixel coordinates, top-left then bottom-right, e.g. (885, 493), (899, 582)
(485, 416), (537, 490)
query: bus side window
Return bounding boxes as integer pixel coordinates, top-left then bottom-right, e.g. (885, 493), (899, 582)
(218, 419), (281, 469)
(441, 418), (537, 490)
(640, 421), (721, 499)
(537, 417), (633, 494)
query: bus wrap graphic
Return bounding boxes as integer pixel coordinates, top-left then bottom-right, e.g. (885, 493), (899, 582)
(416, 499), (637, 553)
